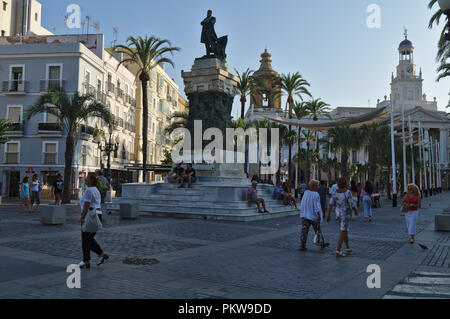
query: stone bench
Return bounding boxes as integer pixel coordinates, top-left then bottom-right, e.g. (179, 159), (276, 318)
(120, 203), (140, 220)
(40, 205), (66, 225)
(435, 214), (450, 232)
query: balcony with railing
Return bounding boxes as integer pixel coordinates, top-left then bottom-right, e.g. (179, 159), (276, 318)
(107, 82), (115, 96)
(80, 124), (95, 140)
(38, 123), (62, 136)
(44, 153), (57, 165)
(5, 152), (19, 164)
(40, 79), (65, 92)
(1, 80), (27, 94)
(6, 123), (24, 134)
(116, 87), (124, 100)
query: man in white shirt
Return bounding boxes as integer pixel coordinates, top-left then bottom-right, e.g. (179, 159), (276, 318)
(299, 180), (330, 251)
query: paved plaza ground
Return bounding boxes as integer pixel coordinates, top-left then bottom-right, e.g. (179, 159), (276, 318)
(0, 192), (449, 299)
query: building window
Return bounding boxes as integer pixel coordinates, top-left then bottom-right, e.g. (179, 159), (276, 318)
(46, 107), (59, 124)
(5, 142), (19, 164)
(46, 65), (62, 89)
(9, 66), (24, 92)
(43, 142), (57, 164)
(6, 105), (22, 123)
(352, 151), (358, 164)
(35, 12), (38, 22)
(3, 2), (7, 11)
(81, 145), (87, 166)
(1, 30), (5, 37)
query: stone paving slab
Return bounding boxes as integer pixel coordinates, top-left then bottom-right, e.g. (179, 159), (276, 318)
(0, 192), (449, 299)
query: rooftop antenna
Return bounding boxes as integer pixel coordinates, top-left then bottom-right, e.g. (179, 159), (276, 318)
(403, 27), (408, 39)
(113, 27), (119, 47)
(86, 16), (91, 35)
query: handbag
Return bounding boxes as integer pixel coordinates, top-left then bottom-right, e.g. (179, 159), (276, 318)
(82, 209), (103, 233)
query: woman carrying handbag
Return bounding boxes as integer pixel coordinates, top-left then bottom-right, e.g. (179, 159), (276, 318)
(78, 173), (109, 269)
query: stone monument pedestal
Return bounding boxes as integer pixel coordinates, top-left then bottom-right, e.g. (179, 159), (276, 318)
(107, 56), (299, 221)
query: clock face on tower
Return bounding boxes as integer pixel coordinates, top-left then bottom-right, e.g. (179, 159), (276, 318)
(407, 66), (413, 73)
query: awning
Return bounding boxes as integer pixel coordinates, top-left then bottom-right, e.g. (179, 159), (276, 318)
(264, 107), (398, 132)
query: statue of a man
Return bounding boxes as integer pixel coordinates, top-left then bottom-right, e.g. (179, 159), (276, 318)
(201, 10), (218, 56)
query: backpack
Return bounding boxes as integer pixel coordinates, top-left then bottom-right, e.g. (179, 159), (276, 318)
(97, 178), (108, 192)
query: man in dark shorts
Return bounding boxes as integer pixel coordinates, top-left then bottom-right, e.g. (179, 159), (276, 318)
(53, 174), (64, 206)
(168, 163), (184, 183)
(178, 163), (196, 188)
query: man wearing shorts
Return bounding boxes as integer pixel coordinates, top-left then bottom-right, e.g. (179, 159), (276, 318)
(53, 174), (64, 205)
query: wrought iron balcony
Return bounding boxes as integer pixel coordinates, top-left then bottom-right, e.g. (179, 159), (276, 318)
(38, 123), (62, 131)
(1, 80), (27, 94)
(40, 79), (65, 92)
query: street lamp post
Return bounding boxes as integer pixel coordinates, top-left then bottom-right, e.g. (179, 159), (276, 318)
(438, 0), (450, 41)
(390, 95), (398, 207)
(401, 105), (407, 194)
(97, 132), (119, 183)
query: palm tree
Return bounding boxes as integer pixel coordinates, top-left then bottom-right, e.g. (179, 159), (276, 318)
(302, 129), (316, 183)
(25, 87), (112, 203)
(274, 72), (311, 187)
(293, 101), (310, 186)
(360, 123), (390, 183)
(235, 68), (254, 119)
(327, 125), (362, 180)
(114, 35), (180, 182)
(305, 98), (331, 121)
(164, 107), (189, 136)
(0, 119), (13, 146)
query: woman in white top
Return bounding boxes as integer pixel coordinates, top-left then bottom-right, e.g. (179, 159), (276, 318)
(327, 178), (355, 257)
(78, 173), (109, 269)
(30, 174), (41, 212)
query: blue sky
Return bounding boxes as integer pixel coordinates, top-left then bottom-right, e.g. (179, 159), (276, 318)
(40, 0), (449, 115)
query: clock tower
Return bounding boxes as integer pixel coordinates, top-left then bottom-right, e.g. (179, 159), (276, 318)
(390, 30), (425, 108)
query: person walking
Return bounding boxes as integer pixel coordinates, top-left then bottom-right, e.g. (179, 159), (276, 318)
(350, 180), (359, 218)
(329, 181), (338, 220)
(318, 180), (329, 213)
(327, 177), (355, 257)
(299, 180), (330, 251)
(78, 172), (109, 269)
(361, 181), (374, 222)
(53, 174), (64, 206)
(19, 177), (32, 214)
(30, 174), (41, 213)
(401, 184), (421, 244)
(95, 170), (110, 204)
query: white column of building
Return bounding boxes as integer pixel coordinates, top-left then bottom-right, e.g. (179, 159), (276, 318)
(436, 140), (441, 189)
(421, 127), (428, 193)
(425, 130), (432, 192)
(430, 136), (434, 191)
(408, 115), (415, 185)
(418, 122), (423, 192)
(440, 129), (447, 168)
(401, 105), (407, 193)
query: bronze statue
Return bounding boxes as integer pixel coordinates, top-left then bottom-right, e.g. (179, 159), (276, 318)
(200, 10), (227, 61)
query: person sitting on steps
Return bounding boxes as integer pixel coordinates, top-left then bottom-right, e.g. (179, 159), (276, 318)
(247, 180), (269, 214)
(178, 163), (196, 188)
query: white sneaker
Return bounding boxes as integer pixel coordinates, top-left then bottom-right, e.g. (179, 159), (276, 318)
(78, 261), (90, 269)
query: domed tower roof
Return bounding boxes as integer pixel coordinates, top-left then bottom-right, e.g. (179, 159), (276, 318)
(398, 29), (414, 50)
(253, 49), (279, 77)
